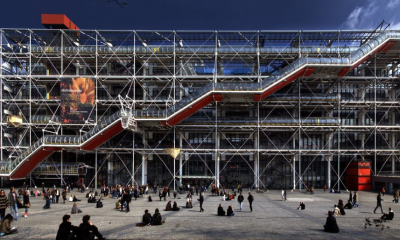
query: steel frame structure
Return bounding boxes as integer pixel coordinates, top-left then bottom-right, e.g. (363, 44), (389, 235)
(1, 29), (400, 191)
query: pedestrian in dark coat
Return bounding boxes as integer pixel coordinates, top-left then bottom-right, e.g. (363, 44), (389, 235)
(374, 192), (384, 214)
(62, 189), (67, 204)
(198, 193), (204, 212)
(247, 192), (254, 212)
(0, 190), (9, 220)
(324, 211), (339, 233)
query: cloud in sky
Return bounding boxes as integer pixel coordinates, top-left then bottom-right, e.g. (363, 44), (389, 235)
(386, 0), (400, 9)
(344, 1), (378, 29)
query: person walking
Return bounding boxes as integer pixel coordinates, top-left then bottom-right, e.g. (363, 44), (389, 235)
(62, 189), (67, 204)
(248, 192), (254, 212)
(8, 187), (18, 221)
(353, 191), (359, 207)
(349, 191), (353, 204)
(199, 193), (204, 212)
(23, 190), (30, 218)
(237, 193), (244, 211)
(374, 192), (384, 214)
(56, 188), (60, 204)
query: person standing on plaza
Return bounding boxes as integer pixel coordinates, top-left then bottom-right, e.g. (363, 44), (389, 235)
(348, 191), (353, 204)
(199, 192), (204, 212)
(374, 192), (384, 214)
(0, 190), (9, 220)
(62, 189), (67, 204)
(248, 192), (254, 212)
(23, 190), (30, 218)
(121, 189), (131, 213)
(281, 189), (285, 201)
(237, 193), (244, 211)
(324, 184), (327, 193)
(56, 188), (60, 203)
(353, 192), (359, 207)
(50, 188), (56, 204)
(8, 187), (18, 221)
(382, 187), (385, 196)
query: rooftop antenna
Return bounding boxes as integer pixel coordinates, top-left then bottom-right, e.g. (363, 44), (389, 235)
(107, 0), (128, 8)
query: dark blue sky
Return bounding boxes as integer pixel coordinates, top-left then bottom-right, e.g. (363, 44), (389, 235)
(1, 0), (400, 30)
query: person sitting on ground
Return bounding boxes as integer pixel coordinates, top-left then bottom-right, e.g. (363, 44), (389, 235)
(186, 199), (193, 208)
(88, 195), (96, 203)
(77, 215), (106, 240)
(344, 200), (353, 209)
(116, 199), (121, 210)
(71, 202), (82, 214)
(165, 201), (172, 211)
(0, 214), (17, 236)
(337, 200), (344, 208)
(218, 204), (225, 216)
(69, 194), (73, 202)
(227, 205), (235, 216)
(73, 195), (81, 202)
(152, 208), (165, 226)
(333, 205), (341, 216)
(56, 214), (78, 240)
(324, 211), (339, 233)
(381, 207), (394, 221)
(148, 196), (153, 202)
(172, 201), (180, 211)
(297, 202), (305, 210)
(338, 205), (346, 216)
(142, 209), (152, 226)
(96, 197), (103, 208)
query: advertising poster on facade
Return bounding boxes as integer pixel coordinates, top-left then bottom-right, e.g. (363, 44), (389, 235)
(61, 77), (95, 124)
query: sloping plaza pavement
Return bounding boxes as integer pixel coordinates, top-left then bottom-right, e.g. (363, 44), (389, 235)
(2, 189), (399, 239)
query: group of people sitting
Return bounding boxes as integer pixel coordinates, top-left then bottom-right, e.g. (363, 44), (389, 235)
(165, 201), (180, 211)
(217, 204), (235, 216)
(56, 214), (106, 240)
(186, 194), (193, 208)
(223, 192), (235, 201)
(69, 194), (81, 202)
(333, 200), (346, 216)
(141, 209), (166, 226)
(297, 202), (305, 210)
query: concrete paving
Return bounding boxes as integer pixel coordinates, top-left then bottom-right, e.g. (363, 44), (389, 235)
(2, 188), (399, 239)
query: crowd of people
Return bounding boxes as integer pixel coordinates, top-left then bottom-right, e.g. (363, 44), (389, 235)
(0, 181), (396, 237)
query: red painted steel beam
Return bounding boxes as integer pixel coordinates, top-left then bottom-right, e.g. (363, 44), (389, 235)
(41, 14), (80, 30)
(80, 122), (124, 151)
(161, 94), (223, 127)
(253, 67), (314, 102)
(11, 148), (60, 179)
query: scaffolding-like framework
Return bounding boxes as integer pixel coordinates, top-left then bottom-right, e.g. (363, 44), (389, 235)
(1, 29), (400, 191)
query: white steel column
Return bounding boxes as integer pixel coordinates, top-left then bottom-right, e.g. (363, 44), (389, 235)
(215, 102), (220, 188)
(95, 150), (97, 189)
(293, 156), (296, 190)
(179, 132), (183, 186)
(132, 132), (135, 186)
(142, 154), (147, 185)
(327, 156), (331, 190)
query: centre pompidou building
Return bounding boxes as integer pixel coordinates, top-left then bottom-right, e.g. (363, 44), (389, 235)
(1, 15), (400, 192)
